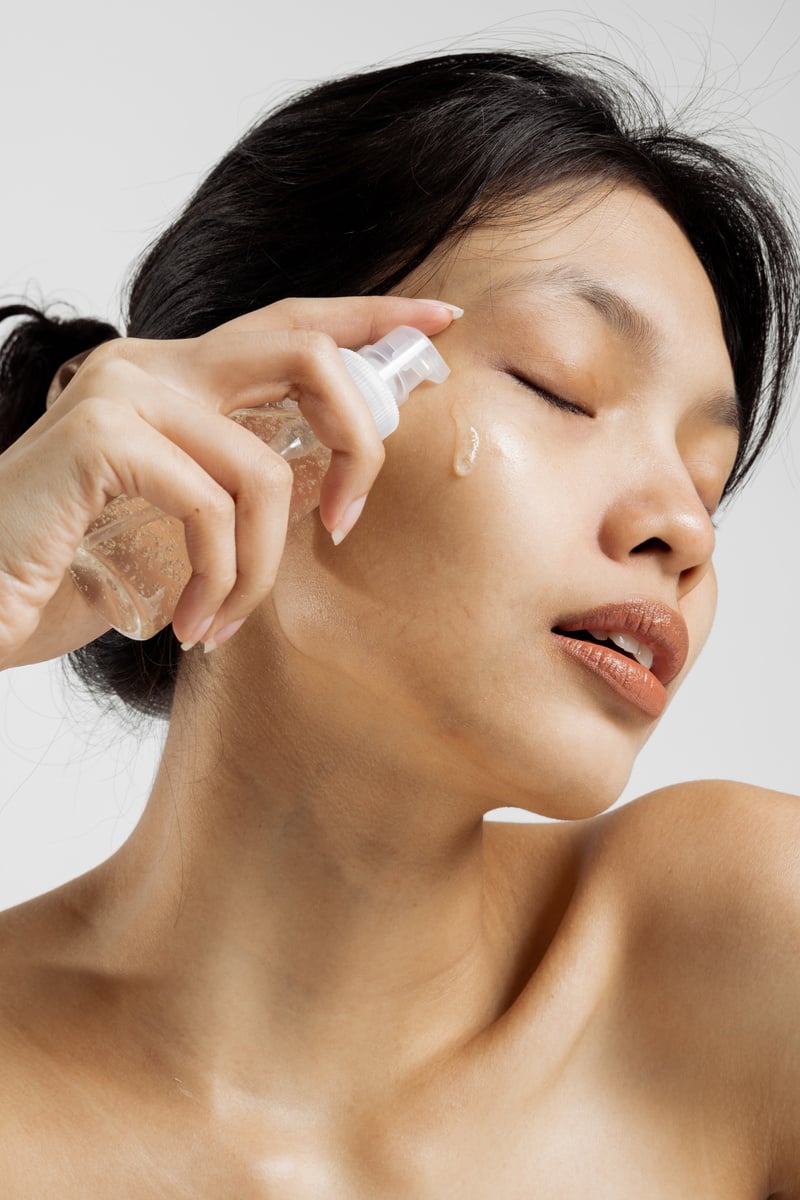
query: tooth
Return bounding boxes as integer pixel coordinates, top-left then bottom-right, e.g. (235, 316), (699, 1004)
(608, 631), (653, 672)
(635, 645), (654, 671)
(588, 629), (609, 641)
(608, 631), (640, 655)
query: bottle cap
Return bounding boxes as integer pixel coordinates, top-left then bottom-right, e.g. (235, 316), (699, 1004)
(339, 326), (450, 439)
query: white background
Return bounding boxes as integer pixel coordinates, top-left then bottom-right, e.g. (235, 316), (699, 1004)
(1, 0), (799, 910)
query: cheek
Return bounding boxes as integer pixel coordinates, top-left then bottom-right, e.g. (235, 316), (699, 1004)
(273, 381), (579, 667)
(361, 381), (574, 599)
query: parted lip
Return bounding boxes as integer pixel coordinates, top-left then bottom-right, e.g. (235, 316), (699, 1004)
(552, 597), (690, 687)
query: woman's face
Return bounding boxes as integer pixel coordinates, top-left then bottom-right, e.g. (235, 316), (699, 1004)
(269, 185), (739, 818)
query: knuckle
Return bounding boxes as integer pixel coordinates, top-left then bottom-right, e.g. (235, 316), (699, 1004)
(357, 436), (386, 472)
(67, 395), (120, 441)
(60, 399), (126, 499)
(251, 573), (280, 603)
(237, 558), (276, 594)
(271, 296), (302, 322)
(81, 336), (130, 368)
(217, 569), (239, 595)
(286, 326), (337, 363)
(77, 352), (134, 395)
(202, 489), (236, 524)
(196, 544), (237, 592)
(258, 449), (295, 490)
(79, 339), (115, 368)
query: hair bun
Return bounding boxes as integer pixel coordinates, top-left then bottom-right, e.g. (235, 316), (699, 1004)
(0, 303), (121, 454)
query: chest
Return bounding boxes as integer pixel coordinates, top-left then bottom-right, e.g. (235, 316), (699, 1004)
(0, 811), (778, 1197)
(0, 1004), (766, 1199)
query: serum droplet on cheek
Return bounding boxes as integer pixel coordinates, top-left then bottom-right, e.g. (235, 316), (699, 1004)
(448, 394), (482, 476)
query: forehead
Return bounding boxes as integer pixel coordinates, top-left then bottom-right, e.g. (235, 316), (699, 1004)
(434, 186), (712, 299)
(415, 184), (734, 377)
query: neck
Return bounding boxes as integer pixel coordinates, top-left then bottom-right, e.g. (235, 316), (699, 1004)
(57, 620), (529, 1119)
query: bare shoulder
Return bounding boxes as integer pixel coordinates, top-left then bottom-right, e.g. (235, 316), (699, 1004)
(608, 774), (800, 839)
(604, 777), (800, 948)
(604, 779), (800, 1198)
(0, 882), (95, 1066)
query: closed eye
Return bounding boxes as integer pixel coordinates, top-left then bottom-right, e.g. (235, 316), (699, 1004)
(508, 371), (592, 418)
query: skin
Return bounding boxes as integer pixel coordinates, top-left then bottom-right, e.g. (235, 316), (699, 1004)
(4, 185), (746, 1179)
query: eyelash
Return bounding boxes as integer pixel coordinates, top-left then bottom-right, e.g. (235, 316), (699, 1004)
(510, 371), (591, 418)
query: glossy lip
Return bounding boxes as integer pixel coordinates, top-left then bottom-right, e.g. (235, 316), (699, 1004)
(550, 598), (690, 720)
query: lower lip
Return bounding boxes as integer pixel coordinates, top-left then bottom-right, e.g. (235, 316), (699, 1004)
(552, 634), (667, 719)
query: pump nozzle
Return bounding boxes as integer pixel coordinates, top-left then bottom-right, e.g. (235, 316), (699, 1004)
(338, 325), (450, 440)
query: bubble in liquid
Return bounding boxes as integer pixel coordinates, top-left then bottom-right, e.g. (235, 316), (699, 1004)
(231, 408), (332, 519)
(71, 495), (193, 640)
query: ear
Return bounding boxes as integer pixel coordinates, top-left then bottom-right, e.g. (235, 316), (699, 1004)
(45, 347), (94, 410)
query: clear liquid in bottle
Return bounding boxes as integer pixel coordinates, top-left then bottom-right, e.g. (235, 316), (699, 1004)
(69, 403), (332, 640)
(68, 326), (449, 641)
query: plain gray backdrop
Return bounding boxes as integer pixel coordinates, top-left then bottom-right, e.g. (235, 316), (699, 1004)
(1, 0), (799, 910)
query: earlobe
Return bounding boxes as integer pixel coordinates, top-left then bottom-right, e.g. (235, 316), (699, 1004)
(45, 348), (94, 410)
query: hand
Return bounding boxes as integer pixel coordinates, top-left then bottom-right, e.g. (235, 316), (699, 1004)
(0, 295), (457, 669)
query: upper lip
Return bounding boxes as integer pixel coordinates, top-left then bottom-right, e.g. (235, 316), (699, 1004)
(552, 597), (690, 687)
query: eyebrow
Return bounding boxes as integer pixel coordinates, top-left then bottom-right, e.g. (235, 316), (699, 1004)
(481, 263), (741, 435)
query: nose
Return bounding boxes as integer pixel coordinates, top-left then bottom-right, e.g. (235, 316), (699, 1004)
(597, 459), (717, 598)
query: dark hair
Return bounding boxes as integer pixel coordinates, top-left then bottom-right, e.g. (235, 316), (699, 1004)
(1, 49), (798, 722)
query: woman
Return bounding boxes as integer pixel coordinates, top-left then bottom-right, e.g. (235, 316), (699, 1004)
(0, 48), (798, 1195)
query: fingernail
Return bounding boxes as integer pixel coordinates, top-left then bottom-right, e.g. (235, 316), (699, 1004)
(416, 299), (464, 319)
(180, 614), (215, 651)
(212, 617), (246, 648)
(331, 494), (367, 546)
(202, 616), (247, 654)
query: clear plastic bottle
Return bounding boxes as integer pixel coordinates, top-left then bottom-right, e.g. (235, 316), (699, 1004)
(68, 326), (450, 640)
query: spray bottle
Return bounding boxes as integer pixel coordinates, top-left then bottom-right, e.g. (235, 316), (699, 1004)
(68, 326), (450, 639)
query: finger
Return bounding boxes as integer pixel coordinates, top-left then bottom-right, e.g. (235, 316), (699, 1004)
(63, 393), (293, 646)
(97, 296), (458, 425)
(187, 327), (387, 532)
(38, 296), (458, 561)
(172, 293), (458, 411)
(43, 333), (376, 556)
(151, 406), (295, 642)
(213, 294), (461, 348)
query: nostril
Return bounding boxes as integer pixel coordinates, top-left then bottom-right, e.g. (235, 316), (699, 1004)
(630, 537), (671, 555)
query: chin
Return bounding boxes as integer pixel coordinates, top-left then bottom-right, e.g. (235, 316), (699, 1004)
(503, 768), (630, 822)
(463, 701), (637, 822)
